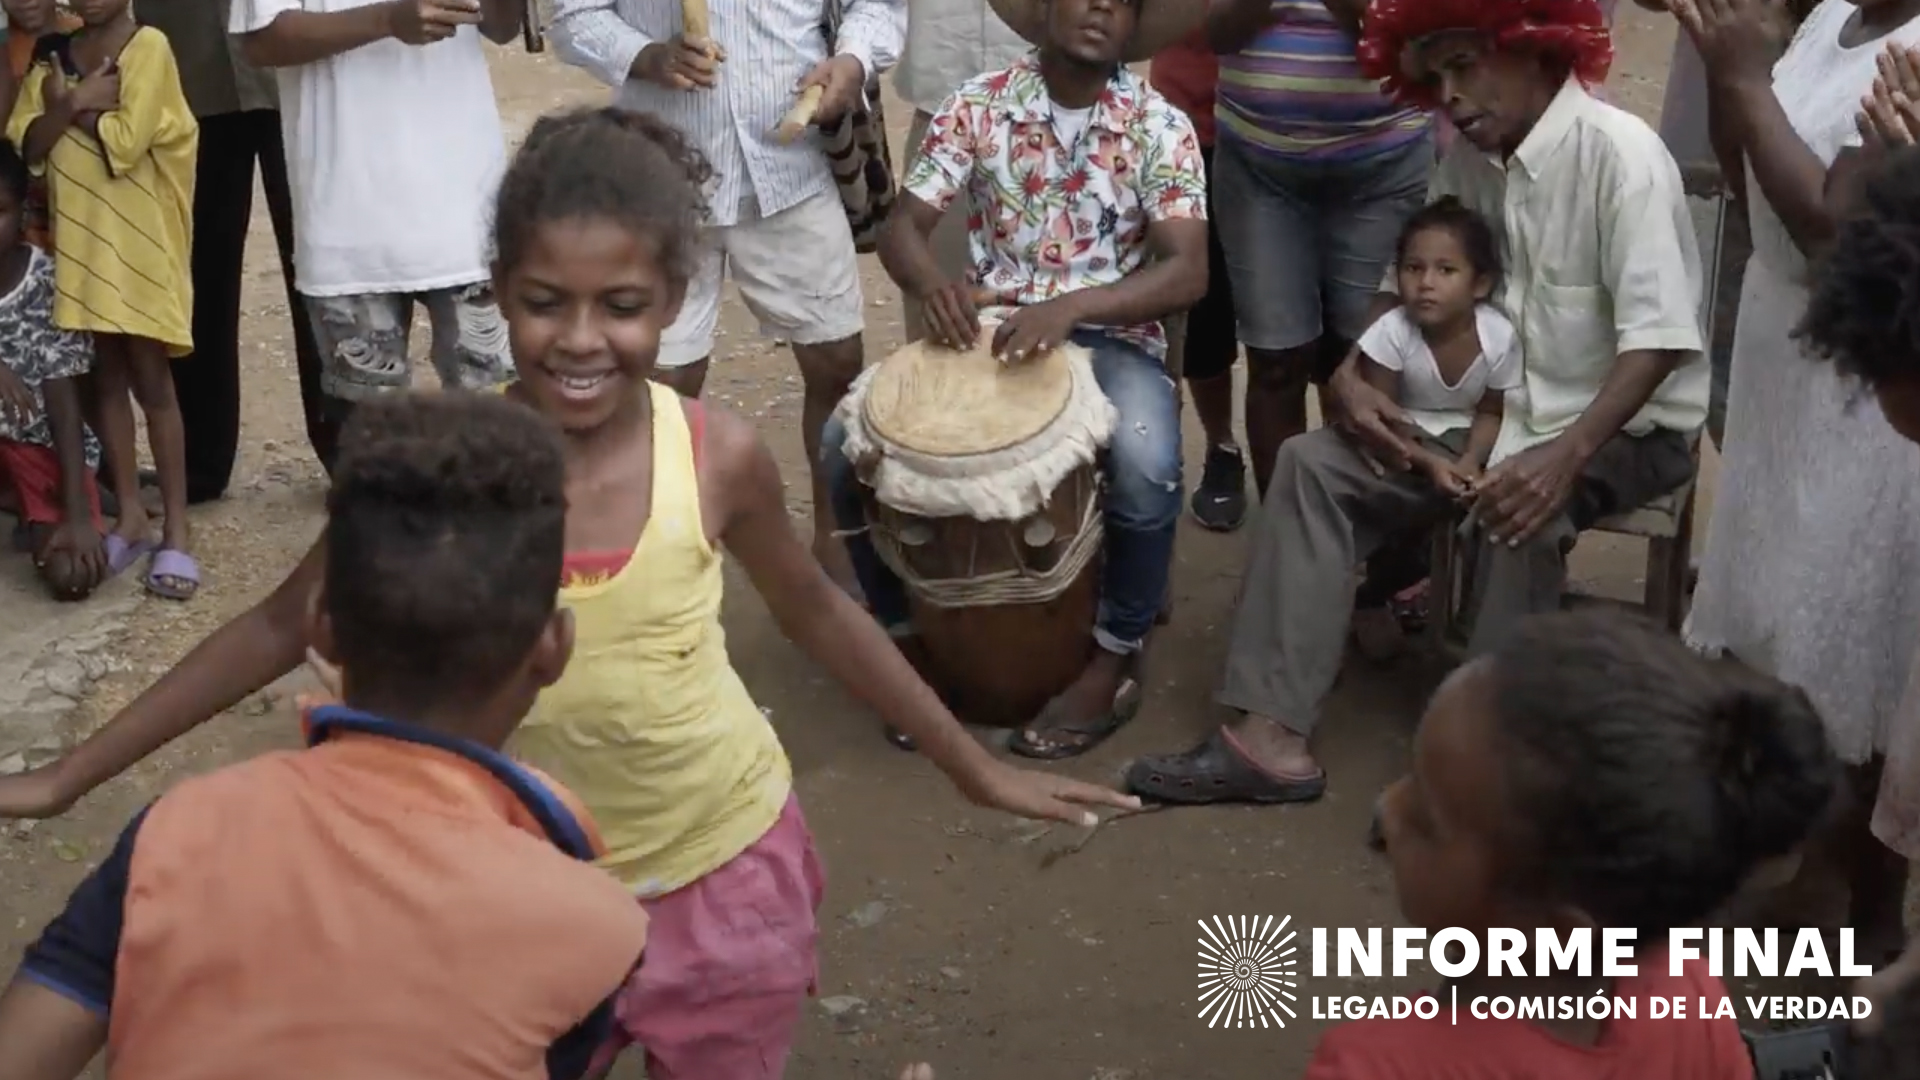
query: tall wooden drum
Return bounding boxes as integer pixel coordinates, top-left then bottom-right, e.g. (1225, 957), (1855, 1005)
(835, 332), (1117, 727)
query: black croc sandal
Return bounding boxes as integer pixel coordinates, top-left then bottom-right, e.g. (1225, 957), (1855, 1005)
(1124, 731), (1327, 806)
(1006, 663), (1145, 761)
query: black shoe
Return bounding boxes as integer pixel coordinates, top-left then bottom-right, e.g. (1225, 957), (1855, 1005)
(1190, 444), (1247, 532)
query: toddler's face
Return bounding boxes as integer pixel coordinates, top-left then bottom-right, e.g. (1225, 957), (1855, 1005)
(1395, 226), (1487, 331)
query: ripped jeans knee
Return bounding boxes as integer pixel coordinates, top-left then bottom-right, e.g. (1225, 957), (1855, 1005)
(1080, 330), (1184, 533)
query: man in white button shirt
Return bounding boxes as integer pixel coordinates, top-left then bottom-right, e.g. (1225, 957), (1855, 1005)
(893, 0), (1029, 342)
(546, 0), (904, 589)
(1126, 0), (1706, 807)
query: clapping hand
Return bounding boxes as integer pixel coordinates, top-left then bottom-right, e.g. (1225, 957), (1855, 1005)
(1669, 0), (1794, 87)
(1860, 43), (1920, 148)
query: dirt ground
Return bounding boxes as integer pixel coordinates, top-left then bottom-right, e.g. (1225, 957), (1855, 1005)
(0, 10), (1736, 1079)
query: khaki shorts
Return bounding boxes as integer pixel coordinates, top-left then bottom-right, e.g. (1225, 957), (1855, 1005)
(657, 188), (865, 369)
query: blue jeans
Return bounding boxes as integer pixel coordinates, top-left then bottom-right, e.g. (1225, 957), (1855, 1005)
(822, 329), (1183, 654)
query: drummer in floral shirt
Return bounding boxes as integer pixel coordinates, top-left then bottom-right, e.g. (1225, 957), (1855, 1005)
(824, 0), (1209, 756)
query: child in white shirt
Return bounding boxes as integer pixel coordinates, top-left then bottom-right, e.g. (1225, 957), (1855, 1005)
(1356, 196), (1521, 498)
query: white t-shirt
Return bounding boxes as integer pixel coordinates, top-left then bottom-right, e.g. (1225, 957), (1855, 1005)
(1050, 103), (1092, 150)
(231, 0), (507, 297)
(1356, 304), (1523, 438)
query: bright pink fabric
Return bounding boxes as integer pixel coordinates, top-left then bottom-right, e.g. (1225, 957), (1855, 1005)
(602, 795), (825, 1080)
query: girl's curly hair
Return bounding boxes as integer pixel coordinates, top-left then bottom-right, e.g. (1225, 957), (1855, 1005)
(492, 106), (714, 286)
(1797, 144), (1920, 388)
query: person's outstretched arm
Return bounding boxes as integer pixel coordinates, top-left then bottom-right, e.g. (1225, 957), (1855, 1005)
(703, 403), (1140, 827)
(0, 543), (323, 817)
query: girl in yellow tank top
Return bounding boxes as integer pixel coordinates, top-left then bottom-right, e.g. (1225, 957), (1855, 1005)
(0, 107), (1138, 1079)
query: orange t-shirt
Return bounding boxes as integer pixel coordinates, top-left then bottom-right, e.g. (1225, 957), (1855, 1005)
(1303, 951), (1755, 1080)
(17, 707), (650, 1080)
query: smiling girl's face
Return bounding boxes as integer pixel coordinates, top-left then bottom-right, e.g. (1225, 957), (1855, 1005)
(494, 216), (685, 436)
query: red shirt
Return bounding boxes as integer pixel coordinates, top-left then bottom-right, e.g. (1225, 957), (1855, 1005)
(1148, 28), (1218, 147)
(1304, 952), (1756, 1080)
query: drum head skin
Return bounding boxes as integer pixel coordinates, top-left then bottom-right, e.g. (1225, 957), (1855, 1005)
(863, 337), (1080, 457)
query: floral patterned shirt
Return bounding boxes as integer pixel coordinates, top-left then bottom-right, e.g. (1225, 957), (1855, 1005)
(0, 247), (99, 467)
(904, 52), (1207, 358)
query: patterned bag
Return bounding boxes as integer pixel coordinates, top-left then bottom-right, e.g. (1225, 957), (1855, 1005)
(819, 0), (896, 253)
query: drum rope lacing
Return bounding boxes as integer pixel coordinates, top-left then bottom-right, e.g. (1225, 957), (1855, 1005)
(852, 491), (1105, 608)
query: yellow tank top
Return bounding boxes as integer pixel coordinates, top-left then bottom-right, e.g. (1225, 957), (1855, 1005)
(507, 381), (791, 897)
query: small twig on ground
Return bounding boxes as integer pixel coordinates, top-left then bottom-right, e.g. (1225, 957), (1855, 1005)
(1039, 804), (1168, 869)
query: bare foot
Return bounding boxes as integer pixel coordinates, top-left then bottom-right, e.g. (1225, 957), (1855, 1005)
(1011, 650), (1131, 757)
(1225, 714), (1323, 781)
(112, 505), (152, 546)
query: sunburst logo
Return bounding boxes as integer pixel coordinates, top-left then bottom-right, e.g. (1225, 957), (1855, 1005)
(1197, 915), (1300, 1029)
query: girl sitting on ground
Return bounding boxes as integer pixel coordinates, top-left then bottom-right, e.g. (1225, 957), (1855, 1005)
(0, 137), (105, 600)
(1319, 609), (1837, 1078)
(0, 105), (1136, 1078)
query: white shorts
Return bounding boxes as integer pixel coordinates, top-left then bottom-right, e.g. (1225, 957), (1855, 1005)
(658, 188), (866, 369)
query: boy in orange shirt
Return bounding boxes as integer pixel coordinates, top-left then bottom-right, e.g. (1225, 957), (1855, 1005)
(0, 391), (649, 1080)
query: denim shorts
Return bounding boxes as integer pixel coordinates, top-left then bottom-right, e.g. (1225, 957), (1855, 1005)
(1212, 131), (1435, 353)
(304, 283), (514, 401)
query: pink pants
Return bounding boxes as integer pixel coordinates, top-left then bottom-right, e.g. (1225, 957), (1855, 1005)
(601, 795), (825, 1079)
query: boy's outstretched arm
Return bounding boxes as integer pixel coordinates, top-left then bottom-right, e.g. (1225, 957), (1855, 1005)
(706, 408), (1141, 827)
(0, 543), (324, 818)
(0, 981), (105, 1080)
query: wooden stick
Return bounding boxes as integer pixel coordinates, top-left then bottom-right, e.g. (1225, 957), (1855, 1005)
(681, 0), (717, 58)
(773, 84), (825, 143)
(1038, 804), (1168, 869)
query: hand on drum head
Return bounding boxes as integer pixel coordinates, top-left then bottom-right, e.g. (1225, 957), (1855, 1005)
(918, 281), (982, 350)
(959, 758), (1142, 827)
(990, 297), (1081, 364)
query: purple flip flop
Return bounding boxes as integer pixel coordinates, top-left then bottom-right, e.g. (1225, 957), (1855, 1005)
(104, 535), (156, 580)
(144, 548), (201, 601)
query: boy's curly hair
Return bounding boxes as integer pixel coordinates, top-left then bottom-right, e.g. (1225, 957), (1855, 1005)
(1797, 145), (1920, 388)
(493, 106), (714, 288)
(324, 392), (568, 712)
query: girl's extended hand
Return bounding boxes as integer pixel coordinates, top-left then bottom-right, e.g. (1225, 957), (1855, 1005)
(1670, 0), (1794, 87)
(961, 758), (1141, 827)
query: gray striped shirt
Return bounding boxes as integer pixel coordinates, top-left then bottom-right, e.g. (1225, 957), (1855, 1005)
(549, 0), (905, 226)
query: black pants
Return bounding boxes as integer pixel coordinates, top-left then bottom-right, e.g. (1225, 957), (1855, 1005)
(173, 109), (335, 503)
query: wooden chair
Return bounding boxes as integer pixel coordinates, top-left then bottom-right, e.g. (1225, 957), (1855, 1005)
(1430, 168), (1725, 647)
(1427, 438), (1702, 649)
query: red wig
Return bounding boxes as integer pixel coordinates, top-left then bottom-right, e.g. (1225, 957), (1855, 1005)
(1356, 0), (1614, 109)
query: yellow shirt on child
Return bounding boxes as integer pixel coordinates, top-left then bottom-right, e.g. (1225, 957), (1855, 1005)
(7, 25), (196, 354)
(508, 381), (793, 897)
